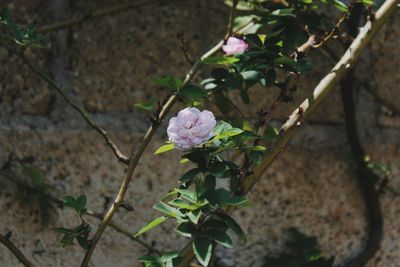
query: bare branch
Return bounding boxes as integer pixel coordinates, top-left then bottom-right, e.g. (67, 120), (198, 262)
(36, 0), (163, 34)
(0, 43), (130, 164)
(0, 233), (34, 267)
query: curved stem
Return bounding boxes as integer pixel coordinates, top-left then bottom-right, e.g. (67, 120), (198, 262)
(0, 43), (130, 164)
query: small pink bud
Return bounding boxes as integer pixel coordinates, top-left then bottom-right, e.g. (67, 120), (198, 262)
(222, 37), (248, 55)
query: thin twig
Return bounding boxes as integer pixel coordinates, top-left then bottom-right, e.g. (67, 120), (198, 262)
(0, 43), (130, 165)
(175, 0), (398, 264)
(177, 32), (194, 65)
(225, 0), (239, 38)
(79, 19), (258, 267)
(312, 3), (353, 48)
(0, 233), (34, 267)
(36, 0), (163, 34)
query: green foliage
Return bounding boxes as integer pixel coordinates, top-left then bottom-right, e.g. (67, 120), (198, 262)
(55, 194), (91, 250)
(264, 228), (334, 267)
(134, 216), (169, 237)
(138, 251), (180, 267)
(54, 223), (92, 250)
(0, 9), (45, 48)
(133, 100), (154, 111)
(151, 76), (183, 92)
(264, 125), (279, 143)
(202, 56), (240, 65)
(154, 143), (175, 155)
(62, 194), (87, 216)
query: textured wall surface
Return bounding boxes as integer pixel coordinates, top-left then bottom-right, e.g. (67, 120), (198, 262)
(0, 1), (399, 267)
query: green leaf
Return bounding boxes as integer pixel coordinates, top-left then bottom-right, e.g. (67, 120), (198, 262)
(133, 101), (154, 111)
(240, 70), (260, 81)
(53, 227), (73, 235)
(180, 168), (202, 182)
(249, 150), (262, 165)
(160, 252), (180, 263)
(138, 255), (158, 263)
(153, 202), (178, 218)
(274, 56), (295, 67)
(151, 76), (183, 92)
(183, 150), (213, 168)
(168, 199), (200, 211)
(203, 220), (229, 232)
(76, 195), (87, 214)
(175, 189), (197, 203)
(264, 125), (279, 142)
(193, 237), (212, 266)
(211, 68), (230, 80)
(222, 195), (249, 207)
(179, 85), (208, 103)
(245, 34), (263, 47)
(209, 161), (230, 178)
(187, 209), (202, 224)
(202, 229), (233, 248)
(154, 143), (174, 155)
(62, 195), (77, 210)
(176, 222), (197, 237)
(217, 214), (247, 241)
(260, 69), (276, 88)
(361, 0), (373, 6)
(76, 236), (90, 250)
(271, 8), (296, 17)
(202, 56), (239, 65)
(210, 121), (244, 142)
(134, 216), (168, 237)
(251, 145), (266, 151)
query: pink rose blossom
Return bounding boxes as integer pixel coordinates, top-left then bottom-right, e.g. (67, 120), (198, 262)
(222, 37), (248, 55)
(167, 107), (216, 150)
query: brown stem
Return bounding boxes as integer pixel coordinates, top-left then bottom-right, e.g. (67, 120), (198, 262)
(0, 233), (34, 267)
(339, 3), (383, 267)
(176, 0), (398, 265)
(0, 43), (130, 165)
(36, 0), (163, 34)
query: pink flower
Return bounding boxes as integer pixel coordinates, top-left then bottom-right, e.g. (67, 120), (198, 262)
(222, 37), (248, 55)
(167, 107), (216, 150)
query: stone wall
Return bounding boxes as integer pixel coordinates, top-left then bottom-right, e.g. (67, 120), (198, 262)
(0, 1), (399, 267)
